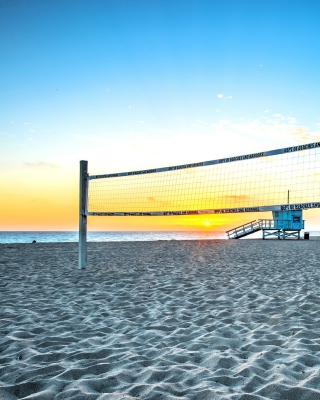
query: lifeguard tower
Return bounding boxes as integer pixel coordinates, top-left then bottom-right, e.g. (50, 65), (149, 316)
(260, 210), (304, 239)
(226, 210), (305, 239)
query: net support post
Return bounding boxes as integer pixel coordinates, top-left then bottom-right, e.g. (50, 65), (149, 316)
(79, 160), (88, 269)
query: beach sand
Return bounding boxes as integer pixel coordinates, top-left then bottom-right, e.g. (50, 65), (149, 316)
(1, 239), (320, 400)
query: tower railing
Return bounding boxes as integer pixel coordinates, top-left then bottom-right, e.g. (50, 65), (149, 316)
(226, 220), (262, 239)
(259, 219), (305, 230)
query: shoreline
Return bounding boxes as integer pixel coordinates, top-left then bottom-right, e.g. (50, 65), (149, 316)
(1, 229), (320, 245)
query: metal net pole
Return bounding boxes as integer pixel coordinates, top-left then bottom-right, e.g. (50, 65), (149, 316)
(79, 160), (88, 269)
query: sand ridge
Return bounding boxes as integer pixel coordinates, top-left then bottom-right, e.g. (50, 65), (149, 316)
(1, 239), (320, 399)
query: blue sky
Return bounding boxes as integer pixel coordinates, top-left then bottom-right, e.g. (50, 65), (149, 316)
(1, 0), (320, 230)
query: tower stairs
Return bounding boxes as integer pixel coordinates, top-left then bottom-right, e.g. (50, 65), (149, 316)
(226, 220), (263, 239)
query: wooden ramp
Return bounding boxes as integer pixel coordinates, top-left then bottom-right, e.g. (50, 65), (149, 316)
(226, 220), (262, 239)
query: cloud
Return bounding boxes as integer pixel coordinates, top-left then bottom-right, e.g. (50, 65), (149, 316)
(274, 113), (285, 120)
(24, 161), (59, 169)
(225, 195), (251, 201)
(210, 115), (320, 153)
(147, 197), (172, 206)
(287, 116), (296, 124)
(217, 94), (232, 100)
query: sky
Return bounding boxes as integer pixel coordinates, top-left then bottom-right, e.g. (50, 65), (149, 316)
(1, 0), (320, 232)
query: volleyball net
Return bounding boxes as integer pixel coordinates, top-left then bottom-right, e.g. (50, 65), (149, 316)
(78, 141), (320, 268)
(86, 142), (320, 215)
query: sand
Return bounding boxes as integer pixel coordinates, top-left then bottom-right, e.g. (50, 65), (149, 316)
(1, 239), (320, 400)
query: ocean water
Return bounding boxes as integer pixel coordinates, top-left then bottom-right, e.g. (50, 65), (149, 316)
(1, 230), (319, 244)
(0, 231), (228, 244)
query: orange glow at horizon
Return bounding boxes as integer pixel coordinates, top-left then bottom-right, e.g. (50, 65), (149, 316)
(0, 177), (261, 232)
(0, 169), (259, 231)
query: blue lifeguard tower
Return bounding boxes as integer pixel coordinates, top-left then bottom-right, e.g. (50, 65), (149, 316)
(226, 210), (305, 239)
(260, 210), (304, 239)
